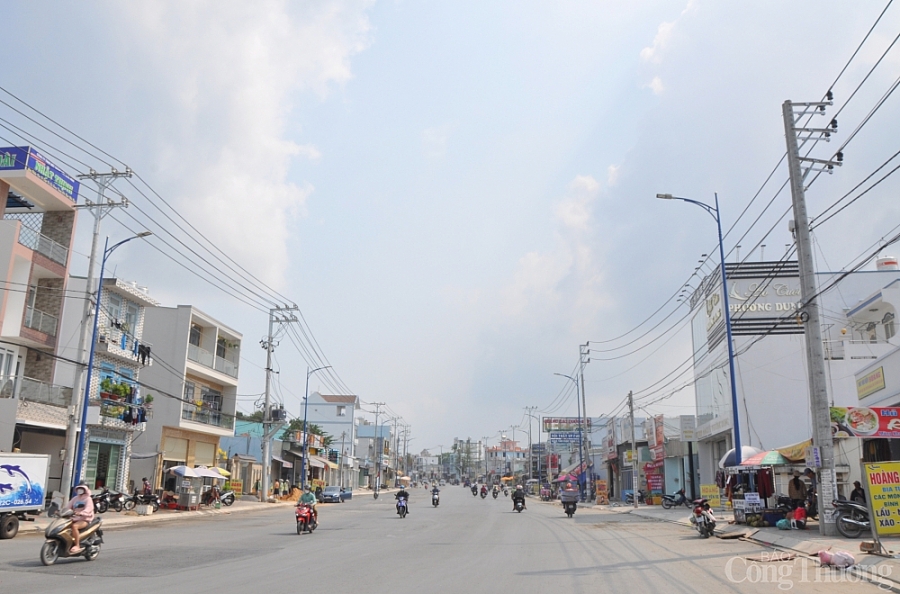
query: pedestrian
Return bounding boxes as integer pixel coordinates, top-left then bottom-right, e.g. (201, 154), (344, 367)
(281, 481), (287, 497)
(850, 480), (866, 503)
(788, 470), (807, 510)
(273, 478), (280, 498)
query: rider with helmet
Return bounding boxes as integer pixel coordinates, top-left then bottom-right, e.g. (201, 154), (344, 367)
(512, 484), (526, 511)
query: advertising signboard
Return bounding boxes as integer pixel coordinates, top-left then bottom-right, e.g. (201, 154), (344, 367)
(830, 407), (900, 438)
(0, 145), (80, 203)
(595, 480), (608, 504)
(857, 367), (886, 399)
(700, 484), (721, 508)
(679, 415), (697, 442)
(864, 462), (900, 537)
(549, 431), (581, 443)
(543, 417), (591, 432)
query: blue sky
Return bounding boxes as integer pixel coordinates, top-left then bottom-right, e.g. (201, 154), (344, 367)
(3, 1), (900, 451)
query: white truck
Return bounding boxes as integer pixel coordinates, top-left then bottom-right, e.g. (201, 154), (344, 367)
(0, 452), (50, 539)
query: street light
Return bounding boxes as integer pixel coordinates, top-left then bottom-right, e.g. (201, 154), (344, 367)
(554, 372), (586, 501)
(72, 232), (152, 489)
(657, 192), (742, 465)
(300, 365), (331, 491)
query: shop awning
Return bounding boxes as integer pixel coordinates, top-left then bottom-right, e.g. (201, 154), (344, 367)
(775, 439), (812, 462)
(310, 455), (337, 470)
(307, 457), (325, 469)
(272, 455), (293, 469)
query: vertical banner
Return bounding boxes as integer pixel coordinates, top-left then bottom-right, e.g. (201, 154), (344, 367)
(864, 462), (900, 537)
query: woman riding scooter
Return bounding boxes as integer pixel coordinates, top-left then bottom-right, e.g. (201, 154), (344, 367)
(65, 485), (95, 554)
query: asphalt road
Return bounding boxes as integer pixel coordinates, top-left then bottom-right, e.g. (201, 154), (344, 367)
(0, 486), (881, 593)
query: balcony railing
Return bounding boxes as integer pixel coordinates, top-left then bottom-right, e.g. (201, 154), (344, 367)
(24, 306), (58, 336)
(181, 404), (235, 430)
(17, 225), (69, 266)
(18, 377), (72, 407)
(187, 343), (239, 378)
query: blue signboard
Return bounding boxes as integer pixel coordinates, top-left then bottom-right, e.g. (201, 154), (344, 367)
(549, 431), (581, 443)
(0, 146), (79, 203)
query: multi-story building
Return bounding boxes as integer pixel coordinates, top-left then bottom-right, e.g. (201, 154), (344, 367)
(54, 277), (158, 493)
(688, 259), (900, 495)
(303, 392), (360, 487)
(486, 439), (526, 477)
(130, 305), (241, 491)
(356, 419), (393, 488)
(0, 146), (80, 493)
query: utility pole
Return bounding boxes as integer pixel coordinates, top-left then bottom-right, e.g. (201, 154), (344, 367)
(783, 97), (842, 536)
(628, 391), (638, 510)
(524, 406), (537, 480)
(371, 403), (385, 490)
(579, 343), (591, 500)
(61, 169), (131, 498)
(261, 306), (297, 500)
(339, 431), (347, 489)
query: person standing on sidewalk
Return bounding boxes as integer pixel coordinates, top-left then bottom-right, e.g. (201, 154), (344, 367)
(273, 479), (280, 498)
(851, 481), (866, 503)
(788, 470), (807, 510)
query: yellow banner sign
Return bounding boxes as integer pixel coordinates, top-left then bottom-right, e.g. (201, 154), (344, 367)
(865, 462), (900, 536)
(858, 367), (886, 399)
(700, 484), (720, 508)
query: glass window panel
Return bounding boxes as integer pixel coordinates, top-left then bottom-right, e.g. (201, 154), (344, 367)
(189, 324), (202, 347)
(125, 302), (139, 331)
(108, 293), (122, 323)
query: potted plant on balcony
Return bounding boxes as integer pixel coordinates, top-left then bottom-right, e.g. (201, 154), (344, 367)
(143, 394), (154, 408)
(99, 378), (115, 400)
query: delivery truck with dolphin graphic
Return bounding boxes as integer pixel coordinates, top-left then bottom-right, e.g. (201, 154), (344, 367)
(0, 452), (50, 539)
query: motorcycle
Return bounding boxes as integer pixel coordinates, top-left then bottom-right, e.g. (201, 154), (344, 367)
(480, 488), (487, 499)
(690, 498), (716, 538)
(471, 485), (478, 497)
(295, 503), (317, 534)
(503, 488), (509, 497)
(563, 501), (577, 518)
(91, 488), (111, 514)
(625, 490), (646, 505)
(514, 499), (525, 513)
(492, 489), (499, 499)
(108, 490), (125, 512)
(123, 491), (160, 513)
(661, 489), (689, 509)
(833, 499), (870, 539)
(40, 509), (104, 566)
(396, 496), (408, 518)
(220, 489), (235, 506)
(432, 492), (440, 507)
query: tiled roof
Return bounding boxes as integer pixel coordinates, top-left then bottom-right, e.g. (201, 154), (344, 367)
(320, 395), (359, 404)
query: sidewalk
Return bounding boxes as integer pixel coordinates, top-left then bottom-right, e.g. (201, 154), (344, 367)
(597, 503), (900, 592)
(15, 498), (295, 537)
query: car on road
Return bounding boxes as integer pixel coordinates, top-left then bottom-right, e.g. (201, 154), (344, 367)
(320, 486), (344, 503)
(340, 488), (352, 501)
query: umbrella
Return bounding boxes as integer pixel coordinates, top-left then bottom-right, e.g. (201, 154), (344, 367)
(718, 446), (764, 469)
(167, 465), (201, 478)
(740, 450), (789, 467)
(213, 467), (231, 477)
(194, 466), (227, 480)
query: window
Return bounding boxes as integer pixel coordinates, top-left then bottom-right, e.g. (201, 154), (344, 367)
(183, 381), (196, 402)
(108, 293), (123, 324)
(27, 285), (37, 309)
(216, 338), (226, 359)
(201, 386), (222, 411)
(336, 405), (346, 417)
(189, 324), (202, 347)
(125, 302), (139, 332)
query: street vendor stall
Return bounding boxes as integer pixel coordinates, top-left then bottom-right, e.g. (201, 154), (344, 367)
(167, 465), (202, 510)
(726, 450), (786, 525)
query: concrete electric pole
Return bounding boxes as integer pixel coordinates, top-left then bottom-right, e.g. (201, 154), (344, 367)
(261, 306), (297, 500)
(629, 391), (638, 510)
(61, 169), (131, 499)
(579, 343), (591, 499)
(782, 97), (842, 536)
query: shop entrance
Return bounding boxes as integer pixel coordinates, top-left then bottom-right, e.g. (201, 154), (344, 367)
(86, 442), (122, 490)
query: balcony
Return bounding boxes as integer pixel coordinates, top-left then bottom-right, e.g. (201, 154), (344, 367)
(98, 327), (153, 366)
(18, 377), (72, 407)
(181, 403), (235, 431)
(24, 306), (58, 337)
(187, 343), (239, 378)
(86, 399), (146, 432)
(17, 225), (69, 266)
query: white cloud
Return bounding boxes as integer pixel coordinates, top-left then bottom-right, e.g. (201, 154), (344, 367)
(501, 175), (610, 321)
(607, 164), (620, 186)
(422, 124), (453, 159)
(115, 1), (373, 289)
(647, 76), (665, 95)
(639, 1), (696, 63)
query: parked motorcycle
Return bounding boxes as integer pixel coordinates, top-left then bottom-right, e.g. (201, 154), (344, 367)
(295, 503), (317, 534)
(108, 490), (124, 512)
(833, 499), (870, 539)
(40, 509), (104, 566)
(220, 489), (235, 506)
(690, 498), (716, 538)
(661, 489), (689, 509)
(625, 490), (646, 505)
(432, 492), (440, 507)
(91, 488), (111, 514)
(123, 491), (160, 513)
(396, 496), (408, 518)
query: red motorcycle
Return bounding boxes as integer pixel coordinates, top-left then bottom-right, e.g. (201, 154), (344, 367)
(295, 503), (317, 535)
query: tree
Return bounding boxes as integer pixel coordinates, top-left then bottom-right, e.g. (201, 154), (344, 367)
(279, 419), (333, 447)
(236, 410), (264, 422)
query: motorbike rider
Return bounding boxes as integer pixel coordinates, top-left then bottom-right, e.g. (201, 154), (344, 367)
(395, 485), (411, 514)
(298, 486), (318, 522)
(512, 484), (526, 511)
(431, 484), (440, 497)
(480, 484), (488, 497)
(65, 484), (95, 555)
(471, 483), (478, 495)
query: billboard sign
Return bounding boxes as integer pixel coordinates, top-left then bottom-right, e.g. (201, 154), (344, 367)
(864, 462), (900, 537)
(549, 431), (581, 443)
(543, 417), (591, 432)
(0, 146), (80, 203)
(857, 367), (886, 400)
(830, 407), (900, 438)
(679, 415), (697, 441)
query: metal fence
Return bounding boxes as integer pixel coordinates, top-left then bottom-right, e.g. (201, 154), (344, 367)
(24, 306), (58, 336)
